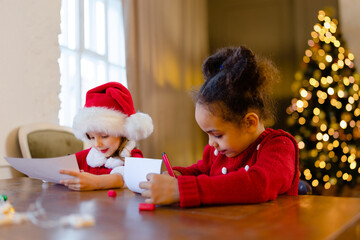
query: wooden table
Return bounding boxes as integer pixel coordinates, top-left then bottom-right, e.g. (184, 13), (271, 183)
(0, 177), (360, 240)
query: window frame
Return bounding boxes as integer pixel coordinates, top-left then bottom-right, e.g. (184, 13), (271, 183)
(59, 0), (127, 127)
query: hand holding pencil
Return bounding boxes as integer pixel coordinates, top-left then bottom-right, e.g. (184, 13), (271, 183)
(138, 152), (180, 205)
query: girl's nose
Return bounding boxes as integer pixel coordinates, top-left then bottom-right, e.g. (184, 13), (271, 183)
(94, 138), (102, 147)
(208, 137), (217, 148)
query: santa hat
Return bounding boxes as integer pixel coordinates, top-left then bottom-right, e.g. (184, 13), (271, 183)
(72, 82), (153, 142)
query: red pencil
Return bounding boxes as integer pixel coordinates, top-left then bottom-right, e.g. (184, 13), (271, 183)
(162, 152), (176, 178)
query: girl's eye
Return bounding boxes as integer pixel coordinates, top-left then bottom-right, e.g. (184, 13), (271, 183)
(214, 134), (223, 139)
(101, 135), (109, 139)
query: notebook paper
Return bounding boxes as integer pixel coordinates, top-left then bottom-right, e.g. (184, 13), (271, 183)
(5, 155), (79, 183)
(124, 157), (162, 193)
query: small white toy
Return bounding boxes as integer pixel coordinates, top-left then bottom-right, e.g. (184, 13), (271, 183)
(59, 214), (95, 228)
(0, 196), (29, 226)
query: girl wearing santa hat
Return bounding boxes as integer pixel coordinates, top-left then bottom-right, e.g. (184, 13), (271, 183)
(60, 82), (153, 191)
(139, 46), (299, 207)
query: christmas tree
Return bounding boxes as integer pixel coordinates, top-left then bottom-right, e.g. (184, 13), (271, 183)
(286, 10), (360, 195)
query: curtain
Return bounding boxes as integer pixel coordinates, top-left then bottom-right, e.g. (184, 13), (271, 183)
(122, 0), (209, 167)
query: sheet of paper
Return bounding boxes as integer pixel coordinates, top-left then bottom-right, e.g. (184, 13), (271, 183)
(124, 157), (162, 193)
(4, 155), (79, 183)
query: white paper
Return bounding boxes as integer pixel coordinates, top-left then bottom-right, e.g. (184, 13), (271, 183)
(4, 155), (79, 183)
(124, 157), (162, 193)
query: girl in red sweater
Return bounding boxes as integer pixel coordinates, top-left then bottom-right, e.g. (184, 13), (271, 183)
(140, 46), (299, 207)
(60, 82), (153, 191)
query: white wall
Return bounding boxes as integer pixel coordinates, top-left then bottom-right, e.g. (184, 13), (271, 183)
(340, 0), (360, 69)
(0, 0), (61, 178)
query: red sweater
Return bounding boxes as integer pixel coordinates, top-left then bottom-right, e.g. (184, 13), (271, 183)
(173, 128), (299, 208)
(75, 148), (143, 175)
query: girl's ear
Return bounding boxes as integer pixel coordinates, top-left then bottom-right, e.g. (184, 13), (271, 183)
(244, 112), (259, 132)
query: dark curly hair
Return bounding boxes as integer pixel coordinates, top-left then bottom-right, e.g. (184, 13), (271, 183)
(195, 46), (279, 125)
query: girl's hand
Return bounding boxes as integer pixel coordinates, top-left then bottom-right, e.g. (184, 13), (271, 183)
(60, 170), (100, 191)
(162, 170), (182, 178)
(139, 173), (180, 205)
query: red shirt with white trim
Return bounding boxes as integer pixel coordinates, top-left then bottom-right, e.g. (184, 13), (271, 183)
(75, 148), (143, 175)
(173, 128), (299, 208)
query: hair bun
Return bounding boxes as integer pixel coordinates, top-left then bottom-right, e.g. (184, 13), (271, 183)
(202, 47), (259, 91)
(227, 47), (259, 89)
(202, 48), (235, 79)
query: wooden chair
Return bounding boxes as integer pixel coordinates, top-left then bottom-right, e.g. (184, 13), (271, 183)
(18, 122), (87, 158)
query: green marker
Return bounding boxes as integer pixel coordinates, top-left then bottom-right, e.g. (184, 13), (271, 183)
(0, 194), (7, 202)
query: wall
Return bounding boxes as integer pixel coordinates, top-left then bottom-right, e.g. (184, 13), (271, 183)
(0, 0), (61, 178)
(339, 0), (360, 70)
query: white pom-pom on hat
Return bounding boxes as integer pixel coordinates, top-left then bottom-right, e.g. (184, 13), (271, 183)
(124, 113), (153, 141)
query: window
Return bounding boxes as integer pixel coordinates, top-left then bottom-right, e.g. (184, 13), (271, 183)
(58, 0), (127, 127)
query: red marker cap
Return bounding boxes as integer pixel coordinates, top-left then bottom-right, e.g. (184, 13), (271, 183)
(108, 190), (117, 197)
(139, 203), (156, 211)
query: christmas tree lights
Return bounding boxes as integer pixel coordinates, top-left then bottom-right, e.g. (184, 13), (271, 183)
(287, 10), (360, 194)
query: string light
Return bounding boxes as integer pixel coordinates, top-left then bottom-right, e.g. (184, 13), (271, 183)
(287, 9), (360, 193)
(325, 55), (332, 62)
(340, 120), (347, 129)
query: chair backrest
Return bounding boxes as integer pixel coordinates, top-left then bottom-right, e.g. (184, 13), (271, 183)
(18, 123), (86, 158)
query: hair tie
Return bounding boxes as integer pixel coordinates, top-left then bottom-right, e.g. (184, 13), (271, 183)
(219, 64), (224, 70)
